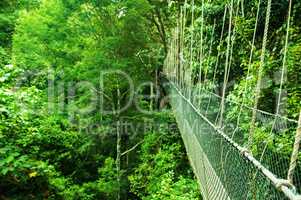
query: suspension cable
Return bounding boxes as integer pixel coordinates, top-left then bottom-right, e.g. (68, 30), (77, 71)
(232, 0), (262, 135)
(219, 0), (234, 128)
(189, 0), (195, 100)
(248, 0), (273, 149)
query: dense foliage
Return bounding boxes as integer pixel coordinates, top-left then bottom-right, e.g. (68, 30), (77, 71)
(177, 0), (300, 178)
(0, 0), (300, 199)
(182, 0), (300, 118)
(0, 0), (200, 199)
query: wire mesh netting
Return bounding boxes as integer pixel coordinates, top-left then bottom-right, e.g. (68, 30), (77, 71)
(197, 87), (301, 194)
(168, 83), (296, 200)
(163, 0), (300, 198)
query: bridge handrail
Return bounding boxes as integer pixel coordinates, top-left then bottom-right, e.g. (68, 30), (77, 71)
(170, 80), (301, 200)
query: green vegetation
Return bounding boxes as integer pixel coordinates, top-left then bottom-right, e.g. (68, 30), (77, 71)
(0, 0), (300, 199)
(0, 0), (200, 199)
(176, 0), (300, 161)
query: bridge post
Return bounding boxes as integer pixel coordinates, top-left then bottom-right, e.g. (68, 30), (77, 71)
(287, 111), (301, 184)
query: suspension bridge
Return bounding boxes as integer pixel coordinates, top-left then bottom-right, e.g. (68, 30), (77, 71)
(163, 0), (301, 199)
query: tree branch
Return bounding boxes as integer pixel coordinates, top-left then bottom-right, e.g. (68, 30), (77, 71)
(121, 140), (144, 157)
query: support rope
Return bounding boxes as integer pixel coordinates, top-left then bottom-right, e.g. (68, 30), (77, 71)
(248, 0), (272, 149)
(205, 5), (227, 116)
(233, 0), (261, 135)
(198, 0), (204, 84)
(189, 0), (195, 100)
(252, 0), (293, 183)
(204, 20), (216, 85)
(219, 0), (234, 128)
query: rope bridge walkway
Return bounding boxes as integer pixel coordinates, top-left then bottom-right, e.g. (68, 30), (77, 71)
(163, 0), (301, 199)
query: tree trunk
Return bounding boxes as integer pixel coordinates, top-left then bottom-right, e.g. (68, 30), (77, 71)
(116, 86), (121, 200)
